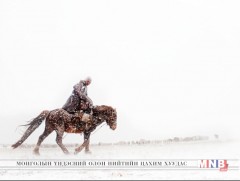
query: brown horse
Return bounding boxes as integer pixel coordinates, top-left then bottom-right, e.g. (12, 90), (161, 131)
(12, 105), (117, 155)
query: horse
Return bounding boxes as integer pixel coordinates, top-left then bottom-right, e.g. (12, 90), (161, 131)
(12, 105), (117, 155)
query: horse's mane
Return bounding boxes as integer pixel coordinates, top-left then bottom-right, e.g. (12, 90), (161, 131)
(93, 105), (114, 116)
(94, 105), (112, 111)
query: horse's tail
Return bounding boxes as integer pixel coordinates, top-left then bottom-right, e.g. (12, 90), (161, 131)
(12, 110), (50, 149)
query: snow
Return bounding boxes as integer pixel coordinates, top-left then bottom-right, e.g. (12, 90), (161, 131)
(0, 140), (240, 180)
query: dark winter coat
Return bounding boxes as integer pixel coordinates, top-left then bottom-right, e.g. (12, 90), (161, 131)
(62, 81), (93, 113)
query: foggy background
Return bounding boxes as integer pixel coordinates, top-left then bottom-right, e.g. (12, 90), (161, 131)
(0, 0), (240, 145)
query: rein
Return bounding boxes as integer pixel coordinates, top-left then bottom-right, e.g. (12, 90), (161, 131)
(91, 122), (107, 136)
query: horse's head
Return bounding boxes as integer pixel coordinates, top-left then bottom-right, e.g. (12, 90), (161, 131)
(93, 105), (117, 130)
(107, 107), (117, 130)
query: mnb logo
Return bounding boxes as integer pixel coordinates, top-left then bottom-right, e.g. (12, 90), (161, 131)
(198, 160), (228, 171)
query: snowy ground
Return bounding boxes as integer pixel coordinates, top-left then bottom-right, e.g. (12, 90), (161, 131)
(0, 140), (240, 180)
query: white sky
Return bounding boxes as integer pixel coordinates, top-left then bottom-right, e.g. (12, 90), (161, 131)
(0, 0), (240, 145)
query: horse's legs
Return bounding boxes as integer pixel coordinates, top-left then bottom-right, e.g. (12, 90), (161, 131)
(55, 129), (69, 154)
(84, 139), (92, 154)
(33, 128), (53, 155)
(84, 132), (91, 154)
(74, 132), (91, 155)
(74, 140), (88, 155)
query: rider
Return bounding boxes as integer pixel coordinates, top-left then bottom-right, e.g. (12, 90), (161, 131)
(62, 77), (93, 114)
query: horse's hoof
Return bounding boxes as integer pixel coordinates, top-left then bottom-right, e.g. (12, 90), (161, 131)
(85, 150), (92, 154)
(74, 148), (81, 153)
(64, 151), (70, 155)
(33, 150), (40, 156)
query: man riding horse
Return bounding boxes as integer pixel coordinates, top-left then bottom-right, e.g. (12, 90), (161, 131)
(62, 77), (93, 128)
(12, 76), (117, 155)
(63, 77), (93, 113)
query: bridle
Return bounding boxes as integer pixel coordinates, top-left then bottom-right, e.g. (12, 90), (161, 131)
(105, 110), (117, 127)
